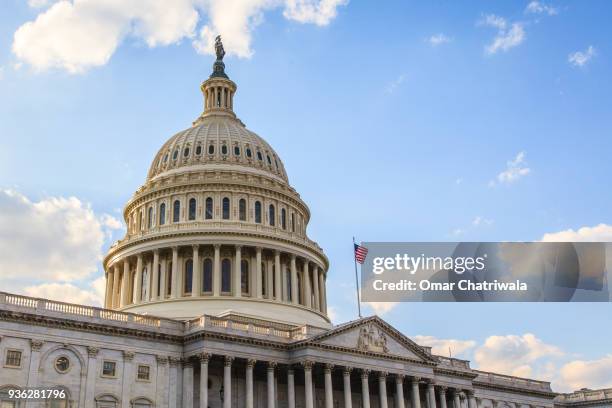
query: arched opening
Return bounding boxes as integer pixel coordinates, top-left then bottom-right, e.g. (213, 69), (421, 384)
(173, 200), (180, 223)
(222, 197), (230, 220)
(221, 259), (231, 294)
(254, 201), (262, 224)
(184, 259), (193, 295)
(188, 198), (196, 220)
(130, 397), (153, 408)
(147, 207), (153, 229)
(205, 197), (213, 219)
(281, 208), (286, 230)
(241, 260), (249, 295)
(269, 204), (275, 226)
(203, 258), (213, 293)
(239, 199), (246, 221)
(95, 394), (118, 408)
(159, 203), (166, 225)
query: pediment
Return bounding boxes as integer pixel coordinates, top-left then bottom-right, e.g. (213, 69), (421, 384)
(306, 317), (434, 362)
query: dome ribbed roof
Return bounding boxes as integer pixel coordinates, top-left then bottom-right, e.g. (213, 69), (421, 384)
(147, 115), (288, 183)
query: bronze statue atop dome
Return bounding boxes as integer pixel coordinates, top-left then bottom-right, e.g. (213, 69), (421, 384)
(215, 35), (225, 61)
(210, 35), (229, 79)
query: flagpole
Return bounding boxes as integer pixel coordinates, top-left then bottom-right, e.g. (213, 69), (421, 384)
(353, 236), (362, 318)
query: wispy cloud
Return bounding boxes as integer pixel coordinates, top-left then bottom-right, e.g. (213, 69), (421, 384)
(541, 223), (612, 242)
(427, 33), (452, 46)
(385, 74), (406, 94)
(480, 14), (526, 54)
(525, 1), (558, 16)
(568, 45), (596, 67)
(490, 151), (531, 186)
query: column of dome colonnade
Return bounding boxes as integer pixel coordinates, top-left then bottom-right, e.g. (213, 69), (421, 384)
(171, 354), (478, 408)
(103, 37), (330, 326)
(103, 243), (328, 314)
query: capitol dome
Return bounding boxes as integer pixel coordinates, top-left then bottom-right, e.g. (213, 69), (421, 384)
(103, 42), (330, 328)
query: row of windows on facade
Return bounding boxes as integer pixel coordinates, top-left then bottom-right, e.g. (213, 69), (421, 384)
(130, 198), (302, 233)
(127, 258), (310, 304)
(160, 142), (281, 171)
(2, 350), (150, 381)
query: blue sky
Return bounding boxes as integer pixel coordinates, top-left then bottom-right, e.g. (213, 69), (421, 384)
(1, 0), (612, 391)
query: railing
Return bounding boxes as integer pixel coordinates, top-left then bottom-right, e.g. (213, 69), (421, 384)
(437, 356), (471, 370)
(559, 388), (612, 402)
(474, 370), (552, 391)
(0, 292), (181, 331)
(185, 315), (308, 341)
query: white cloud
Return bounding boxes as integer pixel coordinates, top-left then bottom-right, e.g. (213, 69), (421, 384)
(428, 33), (452, 46)
(568, 45), (596, 67)
(480, 14), (525, 54)
(414, 335), (476, 358)
(472, 216), (493, 227)
(385, 74), (405, 94)
(541, 223), (612, 242)
(13, 0), (348, 72)
(559, 355), (612, 390)
(363, 301), (398, 315)
(28, 0), (58, 8)
(490, 151), (530, 186)
(24, 278), (105, 306)
(525, 1), (558, 16)
(0, 189), (120, 281)
(0, 66), (4, 80)
(474, 333), (563, 378)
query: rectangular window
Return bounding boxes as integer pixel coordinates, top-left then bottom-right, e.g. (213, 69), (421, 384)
(102, 361), (116, 377)
(137, 365), (150, 381)
(4, 350), (22, 367)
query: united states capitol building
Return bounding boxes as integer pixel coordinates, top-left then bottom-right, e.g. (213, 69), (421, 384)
(0, 40), (609, 408)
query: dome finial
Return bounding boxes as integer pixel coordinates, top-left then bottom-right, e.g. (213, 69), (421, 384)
(210, 35), (228, 79)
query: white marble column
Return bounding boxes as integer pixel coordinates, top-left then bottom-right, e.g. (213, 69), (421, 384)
(183, 360), (194, 408)
(428, 382), (437, 408)
(319, 270), (326, 313)
(171, 247), (179, 298)
(120, 259), (130, 307)
(268, 361), (277, 408)
(303, 261), (312, 307)
(246, 359), (255, 408)
(213, 244), (221, 296)
(312, 264), (320, 311)
(200, 354), (210, 408)
(192, 245), (200, 297)
(379, 372), (389, 408)
(134, 254), (143, 303)
(274, 251), (282, 300)
(152, 249), (159, 300)
(266, 259), (273, 299)
(412, 377), (422, 408)
(155, 356), (169, 407)
(234, 245), (242, 297)
(467, 392), (477, 408)
(105, 270), (113, 308)
(168, 358), (179, 408)
(361, 370), (371, 408)
(324, 364), (334, 408)
(112, 264), (120, 308)
(343, 367), (352, 408)
(304, 361), (314, 408)
(281, 263), (288, 301)
(453, 390), (461, 408)
(159, 255), (167, 299)
(26, 340), (43, 396)
(395, 375), (405, 408)
(290, 255), (298, 304)
(84, 346), (98, 408)
(287, 369), (296, 408)
(439, 387), (448, 408)
(223, 356), (233, 408)
(256, 247), (263, 298)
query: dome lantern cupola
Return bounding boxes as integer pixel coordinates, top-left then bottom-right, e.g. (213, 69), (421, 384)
(194, 36), (237, 125)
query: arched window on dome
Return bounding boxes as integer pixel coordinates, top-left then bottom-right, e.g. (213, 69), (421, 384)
(221, 144), (228, 155)
(208, 144), (215, 155)
(202, 258), (213, 293)
(257, 151), (263, 161)
(222, 198), (230, 220)
(246, 148), (252, 158)
(183, 147), (190, 157)
(173, 200), (180, 223)
(159, 203), (166, 225)
(241, 260), (249, 295)
(221, 259), (231, 294)
(269, 204), (275, 227)
(173, 149), (179, 160)
(195, 145), (202, 156)
(205, 197), (213, 219)
(254, 201), (262, 224)
(267, 154), (272, 165)
(234, 146), (240, 156)
(188, 198), (196, 221)
(148, 207), (153, 229)
(184, 259), (193, 295)
(281, 208), (286, 230)
(239, 199), (246, 221)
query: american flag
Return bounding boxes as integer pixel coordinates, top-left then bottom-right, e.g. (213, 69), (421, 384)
(354, 244), (368, 264)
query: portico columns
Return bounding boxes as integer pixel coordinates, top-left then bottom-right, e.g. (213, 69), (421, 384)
(428, 382), (437, 408)
(412, 377), (422, 408)
(324, 364), (334, 408)
(267, 362), (277, 408)
(290, 255), (298, 304)
(192, 245), (200, 297)
(152, 250), (159, 300)
(234, 245), (242, 297)
(467, 391), (477, 408)
(304, 361), (314, 408)
(134, 254), (143, 303)
(171, 247), (179, 298)
(182, 360), (194, 408)
(343, 367), (352, 408)
(287, 369), (296, 408)
(361, 369), (371, 408)
(199, 353), (210, 408)
(223, 356), (233, 408)
(256, 247), (263, 298)
(453, 390), (461, 408)
(439, 387), (448, 408)
(304, 261), (312, 307)
(120, 259), (130, 307)
(274, 251), (282, 300)
(379, 372), (389, 408)
(395, 375), (406, 408)
(213, 244), (221, 296)
(246, 359), (256, 408)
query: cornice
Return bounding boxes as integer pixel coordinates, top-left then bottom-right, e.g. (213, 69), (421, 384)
(473, 381), (558, 399)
